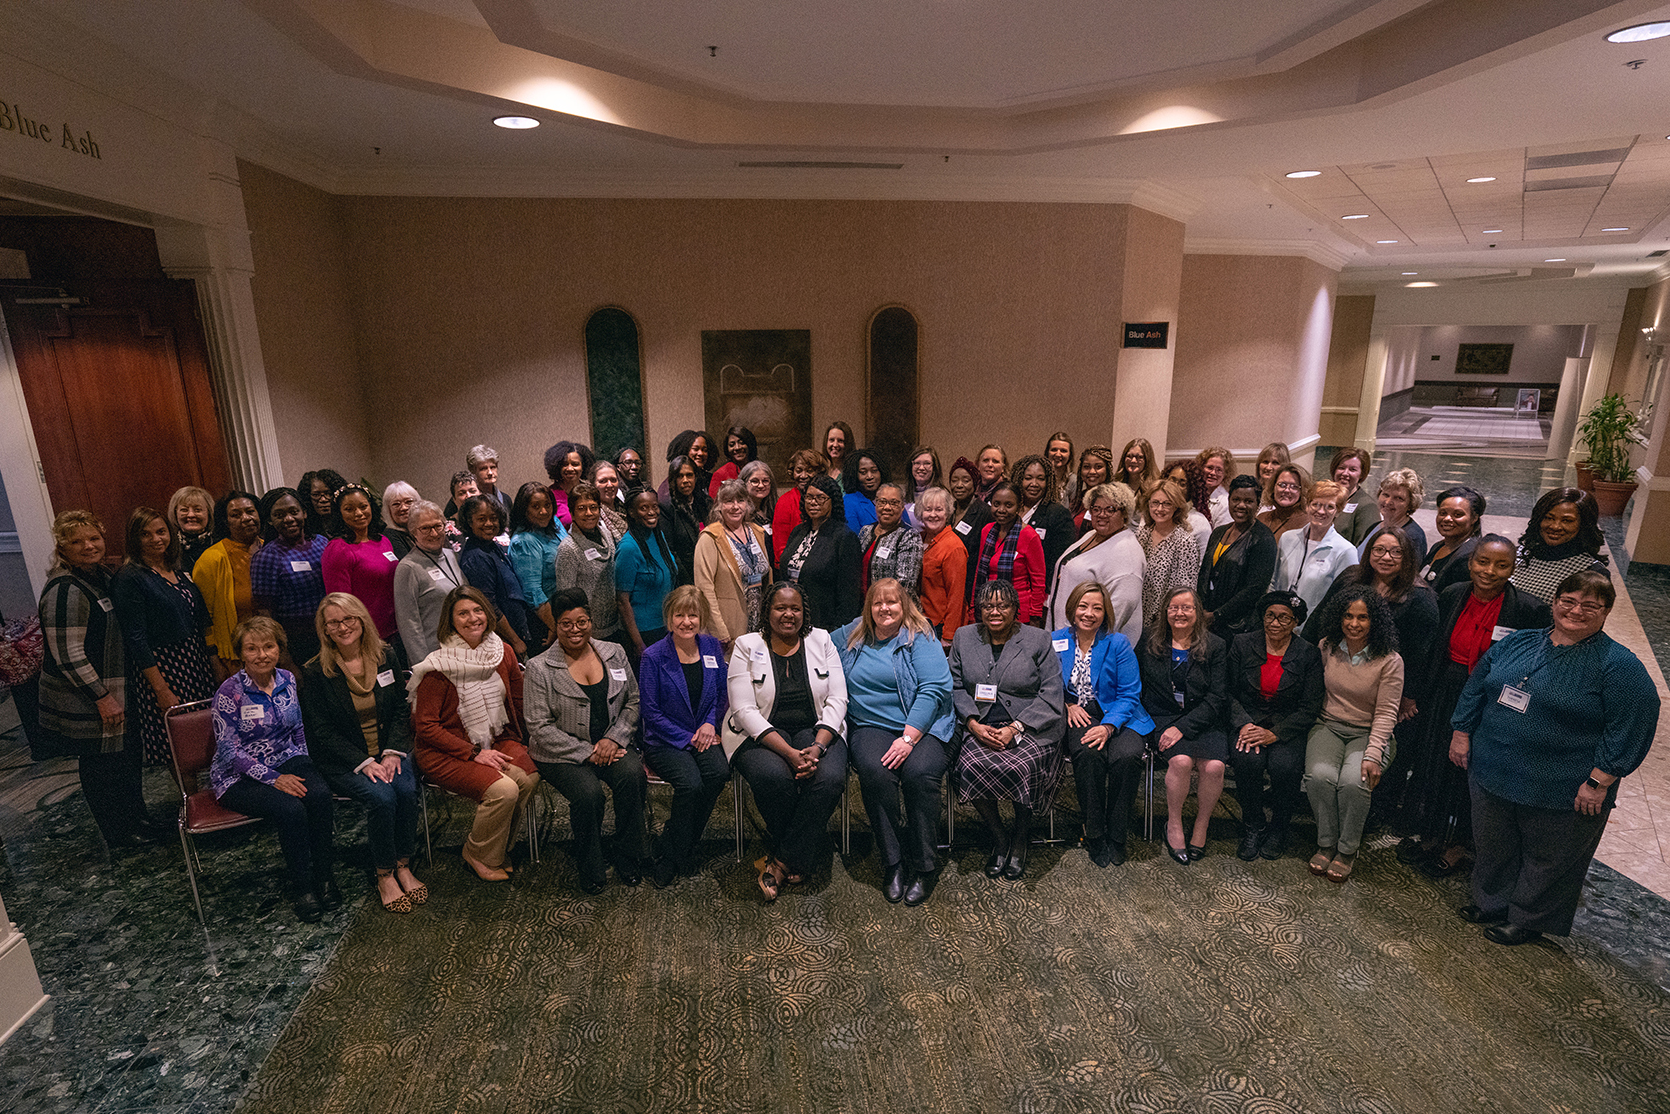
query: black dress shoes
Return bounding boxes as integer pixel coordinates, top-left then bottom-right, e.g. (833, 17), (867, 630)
(984, 839), (1010, 878)
(882, 862), (906, 903)
(617, 863), (643, 887)
(1258, 828), (1288, 860)
(903, 870), (937, 906)
(1104, 840), (1127, 867)
(1088, 836), (1114, 869)
(292, 892), (324, 924)
(652, 857), (678, 889)
(580, 873), (607, 895)
(1187, 843), (1207, 862)
(1002, 842), (1028, 881)
(1237, 826), (1264, 861)
(1484, 923), (1543, 946)
(317, 879), (343, 912)
(1165, 838), (1190, 865)
(1458, 904), (1508, 925)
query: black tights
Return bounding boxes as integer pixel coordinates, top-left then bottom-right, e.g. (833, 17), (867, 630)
(971, 798), (1033, 846)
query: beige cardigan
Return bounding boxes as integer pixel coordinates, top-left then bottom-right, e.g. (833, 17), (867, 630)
(693, 521), (773, 644)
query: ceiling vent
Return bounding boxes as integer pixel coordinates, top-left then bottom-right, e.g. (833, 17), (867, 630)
(1524, 147), (1631, 170)
(1648, 249), (1670, 258)
(1524, 175), (1615, 192)
(738, 161), (904, 170)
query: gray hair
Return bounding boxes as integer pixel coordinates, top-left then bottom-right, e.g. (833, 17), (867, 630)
(738, 460), (774, 488)
(382, 480), (419, 507)
(1085, 481), (1136, 522)
(466, 444), (498, 470)
(917, 485), (953, 514)
(715, 479), (749, 503)
(407, 499), (445, 525)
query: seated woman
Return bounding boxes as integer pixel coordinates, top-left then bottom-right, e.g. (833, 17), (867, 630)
(695, 479), (773, 651)
(614, 487), (678, 657)
(1509, 487), (1608, 605)
(726, 582), (849, 901)
(1270, 479), (1356, 618)
(1304, 586), (1403, 883)
(969, 481), (1047, 626)
(300, 593), (425, 913)
(836, 578), (955, 905)
(949, 579), (1065, 883)
(915, 486), (968, 646)
(523, 588), (646, 893)
(1046, 481), (1143, 644)
(410, 587), (540, 883)
(1227, 591), (1325, 861)
(1056, 583), (1153, 867)
(193, 490), (264, 676)
(1136, 587), (1230, 864)
(777, 475), (863, 630)
(638, 586), (730, 887)
(857, 483), (924, 596)
(457, 494), (531, 657)
(1199, 475), (1277, 639)
(210, 617), (336, 923)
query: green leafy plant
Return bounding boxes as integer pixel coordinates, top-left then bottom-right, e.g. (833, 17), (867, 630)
(1576, 393), (1645, 484)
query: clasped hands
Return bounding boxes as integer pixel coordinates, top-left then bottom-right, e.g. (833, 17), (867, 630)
(967, 720), (1018, 751)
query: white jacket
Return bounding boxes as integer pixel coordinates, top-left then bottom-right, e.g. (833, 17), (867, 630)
(723, 628), (849, 758)
(1272, 526), (1358, 617)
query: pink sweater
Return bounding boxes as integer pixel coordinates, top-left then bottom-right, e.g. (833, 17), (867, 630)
(321, 537), (399, 639)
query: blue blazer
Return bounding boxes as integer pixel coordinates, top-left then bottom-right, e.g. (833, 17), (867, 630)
(638, 633), (728, 749)
(1051, 627), (1155, 735)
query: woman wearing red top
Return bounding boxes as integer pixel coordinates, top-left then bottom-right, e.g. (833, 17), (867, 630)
(320, 484), (402, 657)
(915, 486), (967, 645)
(771, 449), (828, 564)
(708, 425), (757, 498)
(1393, 535), (1550, 875)
(969, 482), (1046, 626)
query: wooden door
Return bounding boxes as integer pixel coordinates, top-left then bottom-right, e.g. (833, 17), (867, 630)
(5, 279), (230, 542)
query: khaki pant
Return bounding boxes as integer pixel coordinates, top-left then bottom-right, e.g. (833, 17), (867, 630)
(465, 763), (539, 868)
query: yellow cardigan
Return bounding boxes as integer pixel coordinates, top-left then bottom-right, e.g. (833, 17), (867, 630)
(192, 538), (259, 660)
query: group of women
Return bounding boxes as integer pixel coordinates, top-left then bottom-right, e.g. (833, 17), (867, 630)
(28, 428), (1656, 942)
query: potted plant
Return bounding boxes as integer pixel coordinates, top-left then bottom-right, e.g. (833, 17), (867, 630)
(1575, 392), (1645, 516)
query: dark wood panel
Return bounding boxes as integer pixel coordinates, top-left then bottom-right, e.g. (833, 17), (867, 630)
(701, 329), (812, 483)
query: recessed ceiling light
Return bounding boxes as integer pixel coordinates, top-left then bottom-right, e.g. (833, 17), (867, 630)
(1377, 240), (1399, 244)
(1341, 214), (1369, 220)
(1402, 272), (1418, 275)
(1285, 170), (1322, 178)
(1607, 22), (1670, 43)
(1602, 227), (1630, 232)
(1544, 258), (1567, 262)
(1466, 177), (1497, 183)
(1406, 281), (1438, 288)
(1482, 228), (1504, 234)
(493, 115), (541, 129)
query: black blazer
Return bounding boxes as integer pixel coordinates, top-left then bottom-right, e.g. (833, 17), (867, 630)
(1424, 582), (1551, 695)
(110, 563), (211, 672)
(1198, 522), (1277, 637)
(1301, 572), (1440, 702)
(951, 498), (995, 588)
(1227, 631), (1324, 747)
(299, 656), (413, 780)
(1027, 501), (1078, 591)
(1419, 535), (1478, 595)
(777, 521), (863, 631)
(1136, 632), (1228, 739)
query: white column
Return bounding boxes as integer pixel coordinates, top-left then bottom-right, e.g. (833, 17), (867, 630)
(0, 887), (48, 1047)
(1352, 328), (1389, 451)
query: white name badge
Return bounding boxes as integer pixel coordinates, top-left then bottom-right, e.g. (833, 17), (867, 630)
(240, 703), (263, 722)
(1035, 528), (1046, 542)
(955, 521), (972, 536)
(763, 524), (772, 536)
(384, 551), (398, 562)
(1497, 684), (1531, 713)
(876, 546), (892, 559)
(1052, 638), (1070, 652)
(975, 683), (998, 702)
(376, 670), (395, 688)
(702, 654), (718, 669)
(584, 548), (601, 561)
(289, 560), (311, 573)
(1343, 502), (1358, 514)
(1491, 625), (1513, 642)
(609, 668), (628, 681)
(428, 567), (447, 582)
(752, 644), (767, 659)
(97, 597), (114, 612)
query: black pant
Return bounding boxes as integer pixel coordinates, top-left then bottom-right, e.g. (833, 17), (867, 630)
(733, 729), (847, 876)
(217, 756), (334, 892)
(78, 733), (151, 842)
(537, 751), (649, 883)
(642, 743), (730, 872)
(1229, 737), (1304, 832)
(849, 725), (948, 874)
(1064, 708), (1146, 843)
(1470, 778), (1608, 936)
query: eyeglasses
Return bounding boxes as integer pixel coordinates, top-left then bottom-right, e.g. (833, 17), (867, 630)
(555, 619), (592, 632)
(324, 617), (361, 630)
(1264, 613), (1296, 626)
(414, 522), (446, 533)
(1554, 597), (1607, 616)
(875, 498), (903, 507)
(1275, 482), (1301, 493)
(1089, 504), (1119, 516)
(1370, 546), (1402, 558)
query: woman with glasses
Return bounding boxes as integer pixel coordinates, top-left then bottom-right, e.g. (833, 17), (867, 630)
(1046, 482), (1143, 645)
(777, 475), (862, 630)
(393, 501), (466, 662)
(1270, 479), (1356, 618)
(856, 484), (924, 597)
(1256, 464), (1310, 544)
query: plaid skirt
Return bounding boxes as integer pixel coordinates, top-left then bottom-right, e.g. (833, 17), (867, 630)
(953, 727), (1065, 810)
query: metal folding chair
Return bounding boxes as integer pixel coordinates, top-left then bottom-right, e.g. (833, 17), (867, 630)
(165, 699), (264, 926)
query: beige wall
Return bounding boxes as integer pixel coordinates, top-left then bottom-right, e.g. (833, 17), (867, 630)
(239, 160), (373, 487)
(1108, 207), (1185, 464)
(1168, 254), (1336, 467)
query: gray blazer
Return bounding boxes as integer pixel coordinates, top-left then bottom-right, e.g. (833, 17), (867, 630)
(394, 547), (466, 661)
(948, 622), (1065, 747)
(523, 638), (640, 765)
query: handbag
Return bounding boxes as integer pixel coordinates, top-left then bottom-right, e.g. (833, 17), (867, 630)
(0, 616), (44, 687)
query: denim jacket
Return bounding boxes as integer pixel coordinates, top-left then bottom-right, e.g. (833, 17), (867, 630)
(832, 620), (955, 741)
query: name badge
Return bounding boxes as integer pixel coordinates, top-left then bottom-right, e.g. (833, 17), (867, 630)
(752, 645), (767, 660)
(955, 521), (972, 536)
(376, 670), (394, 688)
(609, 668), (627, 681)
(975, 683), (998, 702)
(702, 654), (718, 669)
(428, 567), (447, 582)
(1052, 638), (1069, 652)
(1497, 684), (1531, 713)
(584, 547), (601, 561)
(1343, 502), (1358, 514)
(876, 546), (892, 559)
(1491, 625), (1513, 642)
(289, 560), (311, 573)
(240, 703), (263, 722)
(763, 524), (772, 536)
(380, 550), (395, 562)
(1035, 528), (1046, 542)
(97, 597), (114, 612)
(1174, 690), (1185, 706)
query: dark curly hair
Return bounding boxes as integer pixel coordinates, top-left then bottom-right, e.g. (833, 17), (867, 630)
(1166, 457), (1210, 518)
(459, 493), (507, 539)
(1521, 487), (1605, 559)
(1009, 454), (1059, 507)
(329, 483), (386, 542)
(212, 490), (261, 539)
(800, 475), (847, 526)
(544, 441), (596, 489)
(755, 581), (813, 638)
(1314, 584), (1397, 660)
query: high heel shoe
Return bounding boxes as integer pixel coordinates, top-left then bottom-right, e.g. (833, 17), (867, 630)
(1002, 841), (1028, 881)
(984, 837), (1010, 878)
(1165, 837), (1190, 865)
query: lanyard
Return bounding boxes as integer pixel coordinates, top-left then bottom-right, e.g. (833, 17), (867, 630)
(417, 548), (460, 589)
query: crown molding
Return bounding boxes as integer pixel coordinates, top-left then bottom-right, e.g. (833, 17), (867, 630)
(1184, 237), (1354, 271)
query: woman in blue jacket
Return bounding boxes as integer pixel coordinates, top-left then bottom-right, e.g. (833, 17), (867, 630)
(638, 585), (730, 887)
(834, 577), (955, 907)
(1055, 582), (1153, 868)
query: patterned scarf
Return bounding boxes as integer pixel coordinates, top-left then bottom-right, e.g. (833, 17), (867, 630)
(975, 520), (1022, 596)
(407, 632), (508, 748)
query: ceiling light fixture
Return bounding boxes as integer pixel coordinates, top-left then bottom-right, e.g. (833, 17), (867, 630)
(1285, 170), (1322, 178)
(1607, 22), (1670, 43)
(1482, 228), (1504, 234)
(1377, 240), (1399, 244)
(1402, 272), (1418, 275)
(1406, 282), (1438, 288)
(1466, 177), (1497, 183)
(1602, 227), (1630, 232)
(492, 116), (540, 129)
(1341, 214), (1369, 220)
(1545, 258), (1567, 262)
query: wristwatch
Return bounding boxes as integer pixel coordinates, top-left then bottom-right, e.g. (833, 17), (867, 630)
(1585, 776), (1603, 790)
(1009, 720), (1025, 735)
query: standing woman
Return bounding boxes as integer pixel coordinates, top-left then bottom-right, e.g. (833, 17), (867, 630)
(393, 501), (465, 663)
(972, 444), (1009, 505)
(739, 460), (778, 532)
(194, 491), (264, 675)
(836, 579), (955, 905)
(410, 586), (540, 882)
(1256, 464), (1310, 544)
(442, 472), (477, 551)
(970, 481), (1047, 626)
(1358, 469), (1428, 567)
(543, 441), (594, 528)
(1452, 570), (1657, 945)
(695, 479), (773, 650)
(1510, 488), (1607, 605)
(1114, 441), (1155, 512)
(321, 484), (403, 664)
(591, 461), (629, 541)
(614, 448), (646, 498)
(772, 450), (828, 563)
(301, 593), (426, 914)
(298, 469), (348, 540)
(523, 589), (646, 893)
(823, 421), (854, 484)
(1073, 446), (1117, 527)
(1044, 432), (1075, 498)
(1270, 479), (1356, 618)
(857, 484), (924, 596)
(251, 488), (328, 669)
(457, 494), (531, 657)
(508, 482), (566, 653)
(1254, 443), (1291, 501)
(37, 511), (155, 846)
(1227, 591), (1325, 860)
(916, 487), (968, 646)
(1013, 456), (1077, 588)
(950, 579), (1066, 882)
(1329, 449), (1378, 545)
(1420, 486), (1486, 593)
(726, 583), (848, 900)
(902, 446), (942, 526)
(709, 425), (758, 498)
(168, 486), (217, 574)
(1047, 482), (1143, 645)
(1137, 478), (1202, 631)
(381, 482), (420, 558)
(1304, 587), (1403, 883)
(1057, 583), (1153, 867)
(1199, 475), (1278, 639)
(637, 586), (729, 886)
(660, 455), (710, 585)
(212, 617), (338, 921)
(614, 488), (678, 657)
(1162, 459), (1215, 553)
(112, 508), (217, 766)
(1196, 447), (1236, 528)
(555, 482), (624, 647)
(946, 457), (995, 576)
(841, 448), (888, 531)
(777, 475), (863, 630)
(686, 431), (720, 495)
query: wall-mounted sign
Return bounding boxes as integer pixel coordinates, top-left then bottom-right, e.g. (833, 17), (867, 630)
(1123, 322), (1169, 349)
(0, 99), (101, 160)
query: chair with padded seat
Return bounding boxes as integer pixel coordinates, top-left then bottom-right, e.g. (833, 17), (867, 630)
(165, 699), (265, 926)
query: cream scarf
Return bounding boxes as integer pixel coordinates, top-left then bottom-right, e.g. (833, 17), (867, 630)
(408, 632), (508, 748)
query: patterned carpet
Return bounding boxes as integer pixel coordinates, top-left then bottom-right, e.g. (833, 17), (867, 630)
(235, 803), (1670, 1114)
